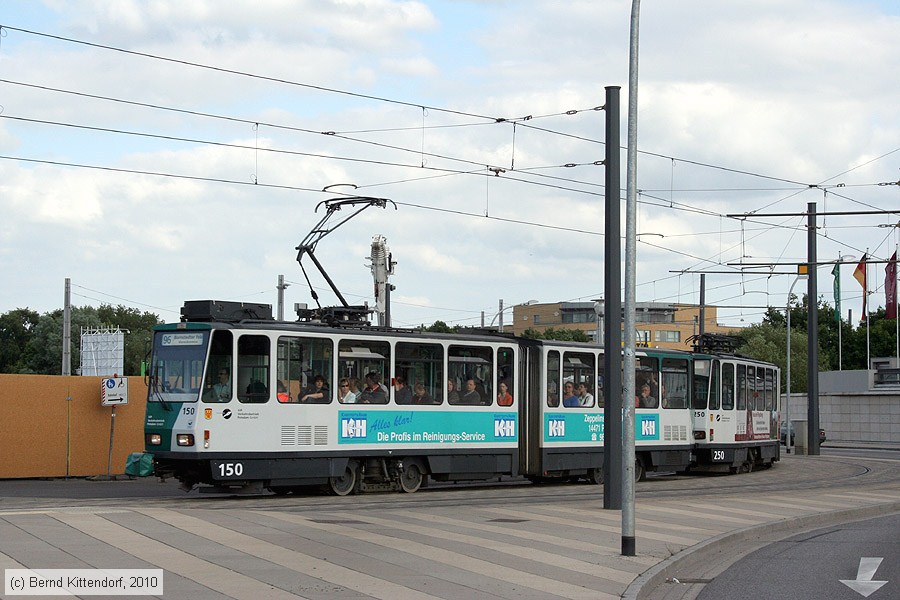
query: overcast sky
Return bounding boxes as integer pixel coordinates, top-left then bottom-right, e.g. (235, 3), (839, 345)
(1, 0), (898, 329)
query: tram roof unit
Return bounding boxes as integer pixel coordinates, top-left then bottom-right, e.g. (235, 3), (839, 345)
(168, 300), (523, 344)
(171, 301), (716, 362)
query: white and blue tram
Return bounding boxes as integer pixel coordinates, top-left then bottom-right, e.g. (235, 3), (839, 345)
(144, 301), (781, 494)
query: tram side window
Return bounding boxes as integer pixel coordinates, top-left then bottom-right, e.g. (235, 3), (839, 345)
(546, 350), (560, 407)
(721, 363), (734, 410)
(338, 340), (390, 404)
(635, 356), (659, 409)
(449, 345), (492, 405)
(692, 359), (711, 410)
(748, 366), (760, 410)
(662, 358), (688, 409)
(203, 330), (234, 403)
(498, 346), (515, 406)
(395, 342), (443, 405)
(563, 351), (595, 407)
(277, 336), (334, 404)
(237, 335), (270, 404)
(754, 367), (765, 410)
(736, 364), (747, 410)
(765, 368), (775, 410)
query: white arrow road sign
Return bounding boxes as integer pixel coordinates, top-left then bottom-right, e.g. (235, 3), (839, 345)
(840, 557), (887, 598)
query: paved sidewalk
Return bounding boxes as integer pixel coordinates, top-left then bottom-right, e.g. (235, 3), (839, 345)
(2, 455), (899, 599)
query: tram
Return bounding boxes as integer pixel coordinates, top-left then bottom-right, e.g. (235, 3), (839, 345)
(144, 300), (781, 494)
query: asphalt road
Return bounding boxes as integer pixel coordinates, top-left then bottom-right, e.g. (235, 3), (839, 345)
(697, 513), (899, 600)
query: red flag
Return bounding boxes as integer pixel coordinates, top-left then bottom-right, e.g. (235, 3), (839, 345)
(887, 251), (898, 320)
(853, 254), (867, 322)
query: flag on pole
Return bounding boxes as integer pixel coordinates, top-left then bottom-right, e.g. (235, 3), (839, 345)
(887, 251), (897, 320)
(832, 262), (841, 322)
(853, 254), (867, 322)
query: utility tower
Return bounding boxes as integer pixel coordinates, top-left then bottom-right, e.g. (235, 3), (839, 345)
(368, 235), (396, 327)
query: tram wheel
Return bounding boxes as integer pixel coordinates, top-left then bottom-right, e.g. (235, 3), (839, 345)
(399, 462), (423, 493)
(586, 467), (603, 485)
(269, 486), (291, 496)
(635, 458), (646, 482)
(328, 462), (358, 496)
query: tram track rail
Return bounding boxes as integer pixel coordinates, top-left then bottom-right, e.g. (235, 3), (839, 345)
(0, 453), (895, 514)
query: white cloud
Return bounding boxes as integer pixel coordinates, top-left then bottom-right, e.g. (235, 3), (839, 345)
(0, 0), (897, 327)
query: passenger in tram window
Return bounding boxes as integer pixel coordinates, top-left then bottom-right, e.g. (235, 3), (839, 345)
(562, 381), (581, 407)
(413, 383), (434, 405)
(497, 381), (513, 406)
(276, 380), (291, 403)
(299, 374), (329, 403)
(359, 372), (388, 404)
(459, 379), (482, 405)
(636, 383), (658, 408)
(338, 378), (357, 403)
(348, 377), (361, 399)
(394, 376), (414, 404)
(246, 378), (267, 397)
(447, 379), (461, 403)
(577, 382), (594, 407)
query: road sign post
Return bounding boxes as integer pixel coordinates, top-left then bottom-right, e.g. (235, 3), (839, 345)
(101, 377), (128, 480)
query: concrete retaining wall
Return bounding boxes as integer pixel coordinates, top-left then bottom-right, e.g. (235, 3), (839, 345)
(783, 392), (900, 444)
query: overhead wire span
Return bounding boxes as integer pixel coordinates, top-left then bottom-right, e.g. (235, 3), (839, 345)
(7, 77), (894, 210)
(0, 26), (502, 123)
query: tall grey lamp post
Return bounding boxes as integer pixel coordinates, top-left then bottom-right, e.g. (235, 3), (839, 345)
(785, 266), (808, 454)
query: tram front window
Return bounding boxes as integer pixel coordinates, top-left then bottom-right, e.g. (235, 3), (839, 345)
(149, 330), (210, 403)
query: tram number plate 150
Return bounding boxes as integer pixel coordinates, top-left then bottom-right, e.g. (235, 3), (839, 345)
(214, 462), (245, 478)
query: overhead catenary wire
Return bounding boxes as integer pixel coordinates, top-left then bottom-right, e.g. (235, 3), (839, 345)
(3, 23), (896, 214)
(1, 25), (896, 324)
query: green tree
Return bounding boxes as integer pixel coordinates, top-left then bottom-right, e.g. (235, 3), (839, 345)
(738, 323), (819, 393)
(842, 308), (898, 369)
(14, 304), (162, 375)
(0, 308), (41, 373)
(419, 320), (457, 334)
(522, 327), (590, 342)
(21, 307), (103, 374)
(737, 293), (898, 387)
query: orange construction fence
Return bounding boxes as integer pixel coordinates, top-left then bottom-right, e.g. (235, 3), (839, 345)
(0, 374), (147, 479)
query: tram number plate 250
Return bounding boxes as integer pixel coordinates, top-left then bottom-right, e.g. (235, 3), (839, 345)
(712, 450), (727, 462)
(214, 462), (245, 478)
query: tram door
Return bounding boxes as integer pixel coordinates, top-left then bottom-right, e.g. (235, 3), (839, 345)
(692, 358), (718, 440)
(713, 361), (737, 442)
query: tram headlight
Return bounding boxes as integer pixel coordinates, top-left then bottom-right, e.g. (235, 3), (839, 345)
(176, 434), (195, 447)
(146, 433), (162, 446)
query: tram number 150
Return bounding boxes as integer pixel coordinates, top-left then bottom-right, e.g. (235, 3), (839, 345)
(217, 462), (244, 477)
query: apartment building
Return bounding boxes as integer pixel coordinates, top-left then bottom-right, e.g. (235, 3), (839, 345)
(508, 301), (741, 351)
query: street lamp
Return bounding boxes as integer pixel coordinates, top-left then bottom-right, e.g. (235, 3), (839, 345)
(491, 299), (538, 333)
(785, 266), (808, 454)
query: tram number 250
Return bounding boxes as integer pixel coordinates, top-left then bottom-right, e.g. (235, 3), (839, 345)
(217, 462), (244, 477)
(712, 450), (726, 461)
